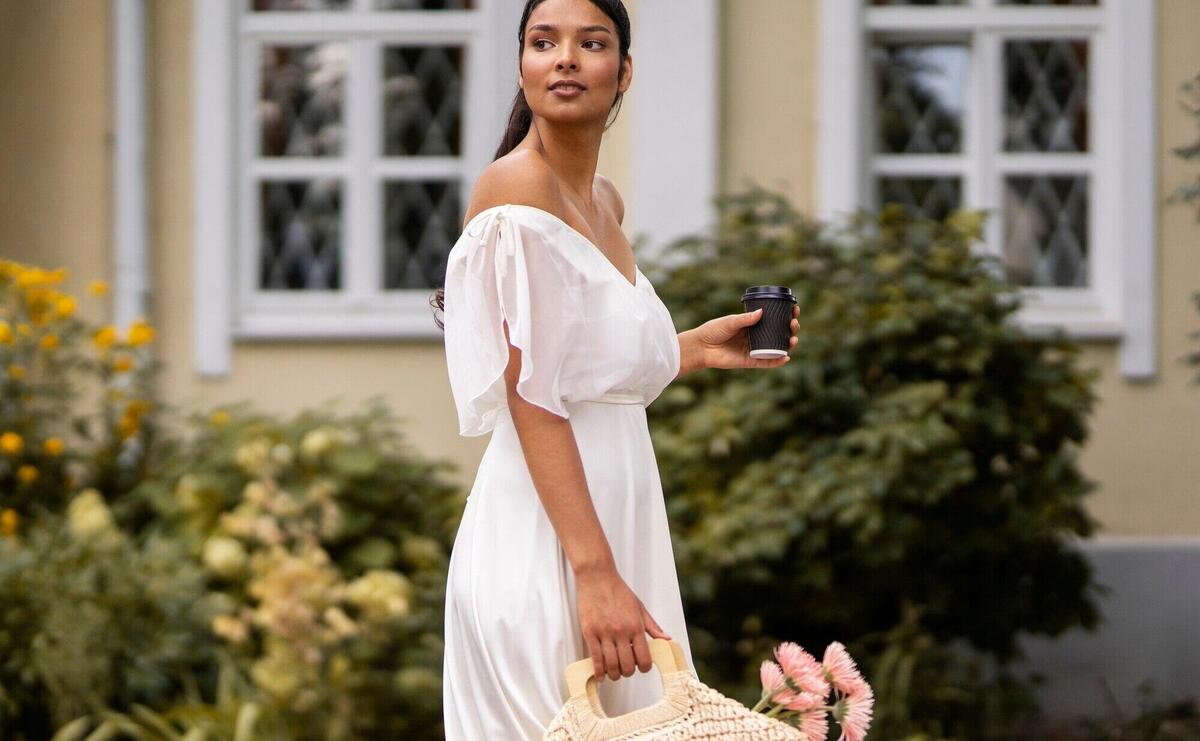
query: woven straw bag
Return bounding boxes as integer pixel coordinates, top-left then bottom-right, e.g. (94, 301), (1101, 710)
(542, 638), (805, 740)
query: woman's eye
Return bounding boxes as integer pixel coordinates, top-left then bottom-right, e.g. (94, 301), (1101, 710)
(531, 39), (603, 50)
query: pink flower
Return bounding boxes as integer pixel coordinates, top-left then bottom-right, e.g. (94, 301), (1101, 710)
(760, 659), (823, 711)
(775, 642), (831, 700)
(760, 659), (787, 695)
(822, 641), (866, 695)
(795, 709), (830, 741)
(834, 682), (874, 741)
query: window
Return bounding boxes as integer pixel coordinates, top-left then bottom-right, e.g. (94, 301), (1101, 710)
(196, 0), (511, 373)
(817, 0), (1157, 379)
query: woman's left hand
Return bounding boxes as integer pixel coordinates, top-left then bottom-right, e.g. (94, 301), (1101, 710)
(693, 305), (799, 370)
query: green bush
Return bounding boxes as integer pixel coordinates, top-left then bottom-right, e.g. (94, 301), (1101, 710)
(1, 259), (462, 740)
(644, 185), (1104, 739)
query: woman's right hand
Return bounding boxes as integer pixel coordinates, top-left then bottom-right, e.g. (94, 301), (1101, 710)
(575, 565), (672, 681)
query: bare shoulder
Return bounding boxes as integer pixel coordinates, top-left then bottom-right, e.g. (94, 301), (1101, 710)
(463, 150), (563, 228)
(594, 173), (624, 226)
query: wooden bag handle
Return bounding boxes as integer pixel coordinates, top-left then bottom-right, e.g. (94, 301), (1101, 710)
(565, 638), (689, 700)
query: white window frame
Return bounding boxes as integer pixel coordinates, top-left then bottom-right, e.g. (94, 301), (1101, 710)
(817, 0), (1157, 380)
(194, 0), (518, 376)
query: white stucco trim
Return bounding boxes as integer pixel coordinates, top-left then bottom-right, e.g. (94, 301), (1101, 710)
(815, 0), (1158, 381)
(630, 0), (720, 262)
(1114, 0), (1157, 380)
(816, 0), (865, 224)
(192, 0), (236, 377)
(112, 0), (150, 335)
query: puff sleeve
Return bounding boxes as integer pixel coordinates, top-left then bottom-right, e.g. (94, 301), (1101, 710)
(443, 205), (588, 437)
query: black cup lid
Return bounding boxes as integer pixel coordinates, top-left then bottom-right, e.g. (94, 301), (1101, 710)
(741, 285), (796, 302)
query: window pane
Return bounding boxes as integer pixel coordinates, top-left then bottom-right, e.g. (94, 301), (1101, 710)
(870, 1), (965, 5)
(376, 0), (475, 8)
(1003, 175), (1088, 287)
(260, 43), (345, 158)
(997, 0), (1097, 6)
(260, 180), (343, 290)
(1004, 39), (1089, 152)
(872, 42), (968, 154)
(382, 181), (461, 290)
(878, 177), (962, 221)
(251, 0), (350, 10)
(383, 45), (465, 157)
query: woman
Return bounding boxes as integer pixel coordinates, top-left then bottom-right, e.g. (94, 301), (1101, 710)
(432, 0), (798, 737)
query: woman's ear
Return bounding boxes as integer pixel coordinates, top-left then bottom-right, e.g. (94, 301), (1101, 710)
(619, 53), (633, 94)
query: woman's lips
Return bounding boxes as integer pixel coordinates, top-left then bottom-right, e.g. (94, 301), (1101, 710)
(550, 85), (585, 97)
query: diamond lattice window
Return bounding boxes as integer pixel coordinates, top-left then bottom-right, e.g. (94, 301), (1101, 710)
(237, 0), (481, 331)
(866, 0), (1098, 290)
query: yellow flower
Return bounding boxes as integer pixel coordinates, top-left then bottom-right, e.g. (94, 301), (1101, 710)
(127, 318), (155, 346)
(67, 488), (115, 539)
(14, 267), (66, 288)
(117, 414), (140, 440)
(38, 333), (59, 351)
(16, 465), (38, 485)
(1, 508), (18, 537)
(88, 280), (109, 296)
(0, 432), (22, 455)
(212, 614), (250, 644)
(126, 399), (152, 417)
(112, 355), (134, 373)
(54, 295), (77, 318)
(203, 536), (248, 579)
(0, 321), (12, 345)
(93, 325), (119, 348)
(210, 410), (230, 427)
(43, 437), (65, 456)
(17, 323), (32, 337)
(7, 364), (26, 381)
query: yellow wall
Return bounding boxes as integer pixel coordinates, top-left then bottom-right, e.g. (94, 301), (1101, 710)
(1075, 0), (1200, 535)
(0, 0), (112, 325)
(2, 0), (1197, 534)
(720, 0), (819, 212)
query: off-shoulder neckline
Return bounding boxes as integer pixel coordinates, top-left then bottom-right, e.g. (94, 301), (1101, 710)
(463, 203), (642, 290)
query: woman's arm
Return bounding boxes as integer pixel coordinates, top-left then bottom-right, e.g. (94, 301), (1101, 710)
(675, 329), (708, 380)
(503, 330), (615, 577)
(500, 320), (672, 681)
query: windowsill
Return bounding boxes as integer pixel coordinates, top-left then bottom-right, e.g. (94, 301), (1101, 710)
(233, 293), (445, 340)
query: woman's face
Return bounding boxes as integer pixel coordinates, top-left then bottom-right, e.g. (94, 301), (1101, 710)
(519, 0), (630, 125)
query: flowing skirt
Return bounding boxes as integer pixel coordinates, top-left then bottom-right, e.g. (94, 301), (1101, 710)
(442, 397), (696, 740)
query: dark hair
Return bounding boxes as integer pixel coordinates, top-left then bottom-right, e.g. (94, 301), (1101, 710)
(430, 0), (632, 331)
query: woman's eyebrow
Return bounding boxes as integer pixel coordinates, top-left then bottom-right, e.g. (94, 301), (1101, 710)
(528, 23), (612, 36)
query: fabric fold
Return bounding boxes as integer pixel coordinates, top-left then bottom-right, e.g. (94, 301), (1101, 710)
(445, 205), (585, 436)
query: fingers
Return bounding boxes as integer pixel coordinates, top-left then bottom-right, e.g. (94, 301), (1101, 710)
(616, 639), (637, 678)
(587, 634), (606, 681)
(601, 638), (621, 681)
(631, 632), (653, 673)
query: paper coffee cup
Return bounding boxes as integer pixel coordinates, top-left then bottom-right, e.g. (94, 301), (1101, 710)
(741, 285), (796, 359)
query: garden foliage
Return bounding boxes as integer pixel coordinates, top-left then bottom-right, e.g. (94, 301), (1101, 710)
(643, 186), (1105, 739)
(0, 260), (461, 740)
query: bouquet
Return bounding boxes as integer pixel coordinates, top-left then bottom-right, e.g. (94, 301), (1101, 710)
(752, 640), (874, 741)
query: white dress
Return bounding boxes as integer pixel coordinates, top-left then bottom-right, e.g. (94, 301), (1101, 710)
(440, 203), (698, 740)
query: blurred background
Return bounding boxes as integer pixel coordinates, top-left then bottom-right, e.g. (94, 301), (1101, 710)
(1, 0), (1199, 738)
